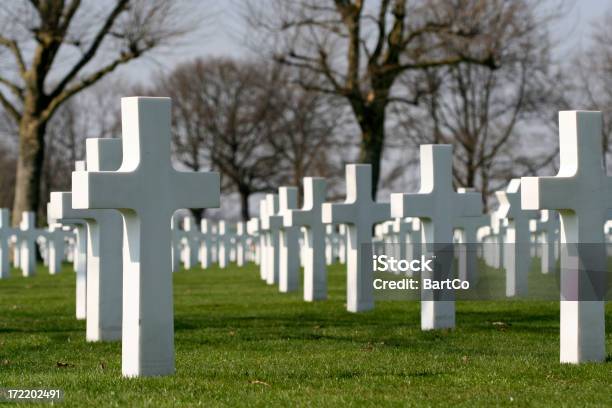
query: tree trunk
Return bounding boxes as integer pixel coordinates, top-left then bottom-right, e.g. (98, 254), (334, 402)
(239, 188), (251, 221)
(357, 109), (385, 200)
(12, 116), (47, 227)
(190, 208), (204, 222)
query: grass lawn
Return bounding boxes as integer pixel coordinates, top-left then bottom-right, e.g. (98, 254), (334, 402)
(0, 262), (610, 407)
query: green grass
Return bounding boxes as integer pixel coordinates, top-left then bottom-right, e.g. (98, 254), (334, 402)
(0, 262), (610, 407)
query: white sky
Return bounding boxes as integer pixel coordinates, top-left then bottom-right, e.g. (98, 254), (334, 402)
(95, 0), (612, 219)
(118, 0), (605, 83)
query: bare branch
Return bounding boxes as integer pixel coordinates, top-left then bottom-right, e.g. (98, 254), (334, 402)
(42, 50), (136, 122)
(48, 0), (129, 102)
(0, 36), (26, 74)
(0, 90), (21, 122)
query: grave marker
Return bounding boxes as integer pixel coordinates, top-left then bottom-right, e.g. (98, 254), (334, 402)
(322, 164), (390, 312)
(278, 187), (300, 293)
(72, 97), (220, 377)
(522, 111), (608, 363)
(0, 209), (15, 278)
(285, 177), (327, 301)
(496, 179), (538, 297)
(391, 145), (482, 330)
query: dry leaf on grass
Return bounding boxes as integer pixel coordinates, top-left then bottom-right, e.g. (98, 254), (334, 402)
(249, 380), (271, 386)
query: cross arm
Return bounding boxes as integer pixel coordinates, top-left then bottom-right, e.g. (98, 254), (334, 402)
(390, 193), (432, 219)
(521, 176), (573, 211)
(322, 202), (356, 225)
(284, 208), (314, 228)
(72, 170), (136, 210)
(50, 192), (97, 221)
(372, 202), (391, 224)
(169, 171), (220, 210)
(456, 191), (483, 217)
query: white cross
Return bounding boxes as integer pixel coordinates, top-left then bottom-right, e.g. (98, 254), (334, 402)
(496, 179), (538, 297)
(218, 220), (234, 268)
(72, 97), (220, 377)
(322, 164), (390, 312)
(66, 222), (88, 319)
(51, 141), (124, 340)
(235, 221), (247, 266)
(258, 200), (269, 279)
(391, 145), (482, 330)
(199, 219), (213, 269)
(325, 225), (337, 265)
(0, 209), (15, 278)
(278, 186), (300, 293)
(454, 188), (488, 285)
(530, 210), (559, 274)
(181, 215), (201, 269)
(17, 212), (38, 277)
(285, 177), (327, 301)
(260, 194), (282, 285)
(170, 214), (182, 272)
(247, 218), (260, 265)
(42, 224), (73, 275)
(522, 110), (609, 363)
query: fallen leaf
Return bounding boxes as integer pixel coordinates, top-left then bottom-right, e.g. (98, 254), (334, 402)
(462, 355), (469, 363)
(249, 380), (270, 386)
(228, 331), (236, 336)
(1, 359), (10, 366)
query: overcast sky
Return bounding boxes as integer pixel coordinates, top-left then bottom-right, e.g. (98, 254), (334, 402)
(111, 0), (607, 217)
(119, 0), (606, 84)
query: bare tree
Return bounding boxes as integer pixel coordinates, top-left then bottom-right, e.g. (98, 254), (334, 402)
(152, 58), (287, 220)
(576, 9), (612, 172)
(0, 0), (194, 225)
(0, 106), (18, 210)
(247, 0), (530, 198)
(265, 74), (348, 199)
(391, 1), (567, 209)
(151, 58), (349, 220)
(40, 83), (121, 220)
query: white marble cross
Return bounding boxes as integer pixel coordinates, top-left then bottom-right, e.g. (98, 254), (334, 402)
(338, 224), (348, 264)
(258, 200), (269, 279)
(261, 194), (282, 285)
(72, 97), (220, 377)
(522, 111), (609, 363)
(278, 187), (300, 292)
(181, 215), (201, 269)
(247, 218), (260, 265)
(391, 145), (482, 330)
(199, 219), (213, 269)
(0, 209), (15, 279)
(17, 212), (38, 277)
(171, 214), (182, 272)
(322, 164), (390, 312)
(65, 222), (87, 320)
(52, 141), (124, 339)
(454, 188), (488, 285)
(530, 210), (559, 274)
(496, 179), (538, 297)
(285, 177), (327, 301)
(43, 224), (72, 275)
(325, 225), (337, 265)
(235, 222), (247, 266)
(218, 220), (235, 268)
